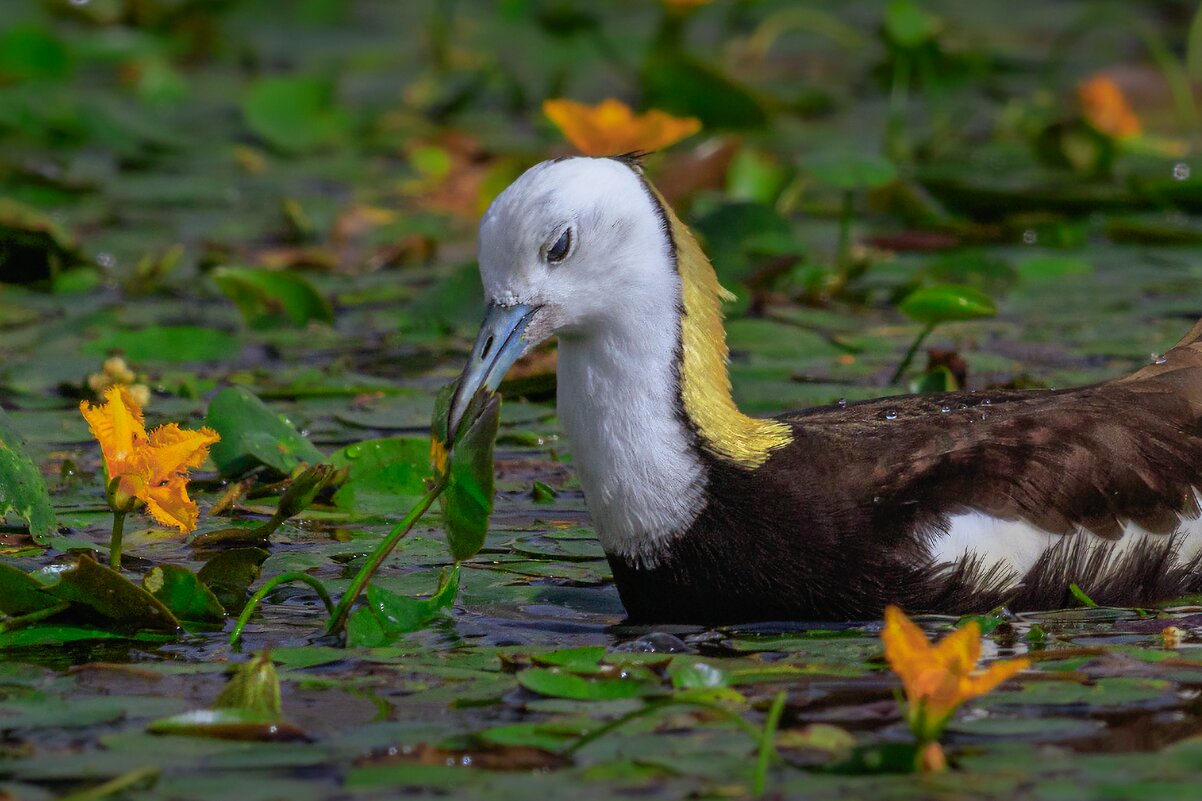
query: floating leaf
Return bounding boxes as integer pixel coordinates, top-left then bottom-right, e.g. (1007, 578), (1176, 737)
(883, 0), (943, 48)
(142, 564), (226, 624)
(803, 152), (898, 191)
(346, 567), (460, 648)
(205, 387), (324, 477)
(242, 75), (348, 155)
(146, 709), (306, 741)
(38, 553), (179, 631)
(0, 407), (56, 541)
(0, 561), (60, 616)
(211, 266), (334, 328)
(85, 326), (239, 363)
(898, 285), (998, 325)
(517, 668), (658, 701)
(328, 437), (428, 514)
(196, 547), (269, 614)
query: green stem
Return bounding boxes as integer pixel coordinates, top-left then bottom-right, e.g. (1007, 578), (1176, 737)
(323, 479), (447, 638)
(564, 698), (765, 757)
(753, 691), (787, 797)
(834, 190), (854, 287)
(109, 511), (126, 570)
(889, 322), (936, 385)
(887, 50), (912, 160)
(229, 572), (335, 647)
(0, 601), (70, 633)
(57, 766), (159, 801)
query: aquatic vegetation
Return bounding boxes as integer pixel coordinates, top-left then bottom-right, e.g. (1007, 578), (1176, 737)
(79, 386), (219, 566)
(883, 605), (1029, 771)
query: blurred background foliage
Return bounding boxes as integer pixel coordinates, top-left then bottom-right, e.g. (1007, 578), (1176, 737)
(2, 0), (1202, 400)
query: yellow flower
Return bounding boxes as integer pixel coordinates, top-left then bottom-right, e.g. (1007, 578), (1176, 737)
(1077, 75), (1142, 140)
(80, 386), (220, 532)
(86, 356), (152, 408)
(543, 98), (701, 157)
(882, 605), (1028, 740)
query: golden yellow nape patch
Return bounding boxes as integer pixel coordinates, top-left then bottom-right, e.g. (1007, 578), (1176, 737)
(654, 191), (792, 467)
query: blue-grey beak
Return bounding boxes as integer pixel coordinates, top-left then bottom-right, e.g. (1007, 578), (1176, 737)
(448, 303), (536, 438)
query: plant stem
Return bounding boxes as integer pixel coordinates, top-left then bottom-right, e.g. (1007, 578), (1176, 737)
(57, 766), (159, 801)
(886, 50), (912, 160)
(109, 511), (126, 570)
(889, 322), (935, 385)
(834, 190), (854, 289)
(753, 691), (787, 797)
(323, 479), (447, 638)
(229, 572), (335, 646)
(564, 698), (765, 757)
(0, 601), (70, 633)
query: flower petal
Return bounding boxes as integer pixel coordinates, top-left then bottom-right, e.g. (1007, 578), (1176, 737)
(79, 386), (147, 475)
(144, 423), (220, 483)
(962, 657), (1029, 699)
(543, 98), (700, 156)
(933, 621), (981, 675)
(144, 476), (200, 533)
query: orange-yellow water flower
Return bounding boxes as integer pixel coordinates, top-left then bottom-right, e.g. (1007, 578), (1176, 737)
(882, 605), (1028, 740)
(543, 98), (701, 157)
(80, 386), (220, 532)
(1078, 75), (1142, 140)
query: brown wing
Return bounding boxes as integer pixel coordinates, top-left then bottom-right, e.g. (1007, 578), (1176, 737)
(780, 321), (1202, 542)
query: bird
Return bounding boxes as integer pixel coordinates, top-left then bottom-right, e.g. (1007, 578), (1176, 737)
(448, 154), (1202, 623)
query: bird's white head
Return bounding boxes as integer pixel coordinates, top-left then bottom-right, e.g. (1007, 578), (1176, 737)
(448, 156), (676, 433)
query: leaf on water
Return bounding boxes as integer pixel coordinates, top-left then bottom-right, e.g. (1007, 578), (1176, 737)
(195, 547), (269, 614)
(516, 667), (659, 701)
(802, 152), (898, 191)
(668, 659), (729, 690)
(346, 566), (460, 648)
(205, 387), (324, 477)
(432, 387), (501, 562)
(241, 75), (349, 155)
(211, 266), (334, 329)
(898, 284), (998, 325)
(0, 407), (56, 541)
(85, 325), (240, 363)
(38, 553), (180, 632)
(0, 561), (60, 616)
(142, 564), (226, 624)
(146, 709), (306, 741)
(327, 437), (429, 514)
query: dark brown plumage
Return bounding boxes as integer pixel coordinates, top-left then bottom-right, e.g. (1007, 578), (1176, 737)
(611, 321), (1202, 623)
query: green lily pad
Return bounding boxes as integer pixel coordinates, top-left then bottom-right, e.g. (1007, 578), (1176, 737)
(212, 266), (334, 329)
(328, 437), (429, 514)
(205, 387), (325, 477)
(196, 547), (270, 614)
(85, 325), (240, 363)
(517, 668), (659, 701)
(242, 75), (349, 155)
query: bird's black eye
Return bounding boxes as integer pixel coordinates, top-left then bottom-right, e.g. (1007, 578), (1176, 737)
(547, 228), (572, 264)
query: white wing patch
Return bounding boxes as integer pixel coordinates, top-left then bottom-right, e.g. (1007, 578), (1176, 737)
(930, 497), (1202, 587)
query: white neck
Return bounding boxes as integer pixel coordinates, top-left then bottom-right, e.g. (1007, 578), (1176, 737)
(556, 298), (707, 569)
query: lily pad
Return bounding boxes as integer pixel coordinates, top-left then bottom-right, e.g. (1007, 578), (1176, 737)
(0, 407), (56, 541)
(205, 387), (325, 476)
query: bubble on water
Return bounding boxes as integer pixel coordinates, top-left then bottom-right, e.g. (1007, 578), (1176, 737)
(1021, 229), (1037, 245)
(1174, 162), (1191, 181)
(97, 252), (116, 269)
